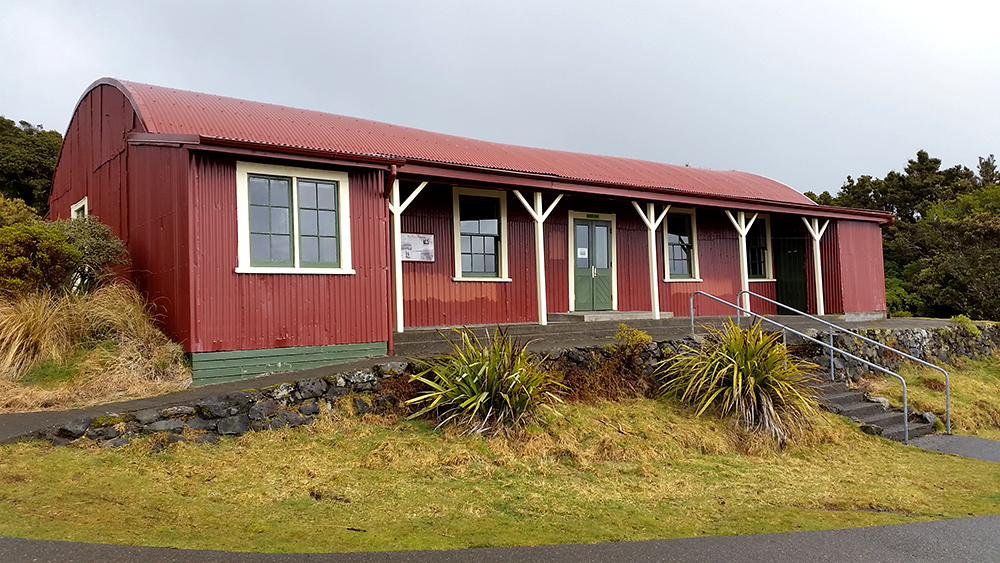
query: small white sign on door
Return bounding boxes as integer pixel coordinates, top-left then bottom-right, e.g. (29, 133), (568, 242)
(577, 248), (588, 259)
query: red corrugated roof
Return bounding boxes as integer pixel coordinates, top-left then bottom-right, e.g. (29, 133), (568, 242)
(100, 78), (814, 205)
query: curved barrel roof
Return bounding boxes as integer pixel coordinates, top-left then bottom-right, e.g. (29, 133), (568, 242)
(93, 78), (814, 205)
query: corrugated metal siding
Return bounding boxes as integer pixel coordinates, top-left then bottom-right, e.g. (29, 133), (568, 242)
(99, 78), (818, 206)
(128, 145), (191, 345)
(189, 156), (390, 352)
(821, 221), (844, 314)
(49, 83), (140, 241)
(662, 209), (744, 316)
(401, 188), (538, 327)
(837, 220), (886, 313)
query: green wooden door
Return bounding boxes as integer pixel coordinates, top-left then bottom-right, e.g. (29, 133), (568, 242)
(773, 236), (808, 315)
(574, 219), (613, 311)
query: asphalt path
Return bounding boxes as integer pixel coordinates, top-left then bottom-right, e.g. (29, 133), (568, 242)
(3, 515), (1000, 563)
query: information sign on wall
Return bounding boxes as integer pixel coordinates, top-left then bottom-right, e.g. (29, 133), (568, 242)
(401, 233), (434, 262)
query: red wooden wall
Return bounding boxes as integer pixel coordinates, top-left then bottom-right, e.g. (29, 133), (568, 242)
(836, 220), (886, 314)
(49, 83), (139, 238)
(187, 155), (392, 352)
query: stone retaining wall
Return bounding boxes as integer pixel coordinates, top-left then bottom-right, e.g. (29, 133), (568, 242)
(27, 323), (999, 448)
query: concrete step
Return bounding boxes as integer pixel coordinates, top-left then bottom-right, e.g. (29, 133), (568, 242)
(861, 411), (906, 428)
(838, 401), (888, 419)
(822, 390), (868, 406)
(883, 421), (935, 442)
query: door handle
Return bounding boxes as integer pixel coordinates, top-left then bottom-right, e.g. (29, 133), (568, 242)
(592, 265), (596, 278)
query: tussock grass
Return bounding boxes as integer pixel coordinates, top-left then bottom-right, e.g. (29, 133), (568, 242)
(858, 357), (1000, 438)
(660, 320), (821, 446)
(1, 399), (998, 553)
(0, 284), (190, 412)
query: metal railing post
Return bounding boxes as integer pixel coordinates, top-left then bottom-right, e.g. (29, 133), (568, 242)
(689, 290), (914, 443)
(829, 326), (835, 382)
(735, 289), (951, 435)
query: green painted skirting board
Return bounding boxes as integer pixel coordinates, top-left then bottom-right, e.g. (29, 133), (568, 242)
(190, 342), (387, 385)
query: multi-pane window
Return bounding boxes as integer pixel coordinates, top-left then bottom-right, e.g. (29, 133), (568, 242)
(458, 195), (500, 276)
(666, 213), (695, 279)
(238, 162), (351, 274)
(297, 180), (339, 267)
(747, 220), (770, 278)
(249, 175), (293, 266)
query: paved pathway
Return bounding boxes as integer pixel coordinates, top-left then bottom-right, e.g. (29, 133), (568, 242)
(910, 434), (1000, 463)
(3, 515), (1000, 562)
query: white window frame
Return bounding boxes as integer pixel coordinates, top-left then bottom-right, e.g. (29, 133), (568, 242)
(235, 161), (354, 275)
(452, 187), (511, 282)
(746, 214), (774, 281)
(663, 207), (702, 282)
(70, 196), (88, 219)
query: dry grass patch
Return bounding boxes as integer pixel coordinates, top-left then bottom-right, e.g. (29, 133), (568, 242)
(856, 356), (1000, 436)
(0, 284), (190, 412)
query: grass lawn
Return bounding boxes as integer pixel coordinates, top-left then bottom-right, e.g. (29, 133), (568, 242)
(1, 395), (999, 553)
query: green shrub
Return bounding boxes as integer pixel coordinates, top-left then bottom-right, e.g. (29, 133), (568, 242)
(51, 217), (129, 293)
(657, 319), (820, 445)
(0, 223), (81, 295)
(408, 328), (563, 434)
(0, 195), (41, 227)
(949, 314), (982, 337)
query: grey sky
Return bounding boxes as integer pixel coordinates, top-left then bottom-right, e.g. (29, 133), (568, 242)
(1, 0), (997, 195)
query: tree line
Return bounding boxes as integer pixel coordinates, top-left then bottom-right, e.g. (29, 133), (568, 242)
(806, 150), (1000, 320)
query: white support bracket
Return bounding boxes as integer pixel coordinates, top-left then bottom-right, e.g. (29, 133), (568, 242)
(725, 210), (758, 315)
(513, 190), (563, 326)
(389, 180), (428, 333)
(802, 217), (831, 316)
(632, 201), (670, 320)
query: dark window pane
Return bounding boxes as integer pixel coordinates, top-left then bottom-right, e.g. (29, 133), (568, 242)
(298, 181), (317, 209)
(250, 206), (270, 233)
(271, 235), (291, 263)
(318, 211), (337, 236)
(480, 219), (498, 236)
(271, 208), (289, 234)
(595, 225), (608, 269)
(575, 224), (589, 269)
(249, 177), (270, 205)
(251, 234), (270, 261)
(317, 183), (336, 209)
(300, 209), (318, 236)
(458, 195), (501, 276)
(460, 220), (480, 234)
(320, 237), (338, 264)
(667, 214), (694, 278)
(300, 236), (319, 263)
(270, 180), (290, 206)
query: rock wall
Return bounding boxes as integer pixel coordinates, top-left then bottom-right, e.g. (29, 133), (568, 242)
(28, 324), (999, 448)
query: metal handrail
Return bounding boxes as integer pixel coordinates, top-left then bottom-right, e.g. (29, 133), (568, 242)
(737, 290), (951, 435)
(689, 290), (912, 443)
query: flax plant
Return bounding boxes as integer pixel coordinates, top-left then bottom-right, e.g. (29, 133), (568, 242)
(659, 319), (820, 445)
(408, 328), (563, 434)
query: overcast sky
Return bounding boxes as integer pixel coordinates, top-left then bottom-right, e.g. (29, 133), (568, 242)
(1, 0), (997, 194)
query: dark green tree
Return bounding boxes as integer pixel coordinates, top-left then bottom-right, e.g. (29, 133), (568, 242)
(0, 117), (62, 215)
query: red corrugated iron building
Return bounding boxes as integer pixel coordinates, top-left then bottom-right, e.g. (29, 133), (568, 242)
(49, 78), (893, 384)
